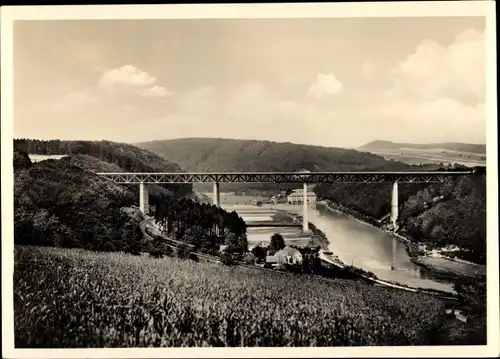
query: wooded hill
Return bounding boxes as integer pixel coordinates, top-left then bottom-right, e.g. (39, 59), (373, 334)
(14, 139), (193, 200)
(13, 140), (247, 256)
(136, 137), (420, 193)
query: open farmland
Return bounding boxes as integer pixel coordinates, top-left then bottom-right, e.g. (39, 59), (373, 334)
(14, 246), (454, 348)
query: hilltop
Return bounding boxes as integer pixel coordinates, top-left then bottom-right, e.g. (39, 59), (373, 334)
(358, 140), (486, 167)
(359, 140), (486, 154)
(136, 137), (413, 172)
(136, 137), (418, 193)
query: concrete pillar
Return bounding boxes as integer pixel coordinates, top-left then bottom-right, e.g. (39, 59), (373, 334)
(391, 181), (398, 231)
(213, 182), (220, 207)
(302, 182), (309, 232)
(139, 182), (149, 215)
(391, 236), (397, 270)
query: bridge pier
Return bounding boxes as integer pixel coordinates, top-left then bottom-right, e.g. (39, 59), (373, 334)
(391, 181), (398, 230)
(139, 182), (149, 215)
(302, 182), (309, 232)
(213, 182), (220, 207)
(392, 236), (397, 270)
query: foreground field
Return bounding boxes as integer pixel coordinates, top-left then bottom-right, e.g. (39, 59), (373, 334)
(15, 246), (454, 347)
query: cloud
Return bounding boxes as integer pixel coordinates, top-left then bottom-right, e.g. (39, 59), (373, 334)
(392, 28), (485, 104)
(98, 65), (173, 98)
(308, 73), (343, 99)
(137, 85), (173, 98)
(51, 89), (99, 112)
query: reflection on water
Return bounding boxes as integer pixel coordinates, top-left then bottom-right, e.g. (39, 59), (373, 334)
(223, 203), (455, 293)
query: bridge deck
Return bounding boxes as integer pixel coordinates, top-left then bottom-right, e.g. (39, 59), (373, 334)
(96, 170), (474, 184)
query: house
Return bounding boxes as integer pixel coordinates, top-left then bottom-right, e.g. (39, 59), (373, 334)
(287, 189), (317, 204)
(275, 246), (303, 265)
(266, 246), (303, 267)
(265, 255), (280, 266)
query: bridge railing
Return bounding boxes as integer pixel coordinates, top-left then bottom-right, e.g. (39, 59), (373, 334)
(95, 170), (475, 184)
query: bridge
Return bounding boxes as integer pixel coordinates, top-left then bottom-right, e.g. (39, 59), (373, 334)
(96, 170), (474, 233)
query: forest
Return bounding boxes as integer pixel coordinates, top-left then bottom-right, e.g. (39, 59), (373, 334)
(13, 143), (245, 257)
(14, 138), (193, 200)
(315, 168), (486, 264)
(154, 198), (248, 256)
(137, 137), (420, 193)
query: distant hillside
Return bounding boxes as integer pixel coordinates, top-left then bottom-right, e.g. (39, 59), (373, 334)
(359, 140), (486, 154)
(137, 137), (414, 173)
(136, 137), (425, 193)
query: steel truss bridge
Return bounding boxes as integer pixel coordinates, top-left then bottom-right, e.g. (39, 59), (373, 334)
(96, 170), (475, 237)
(95, 171), (473, 184)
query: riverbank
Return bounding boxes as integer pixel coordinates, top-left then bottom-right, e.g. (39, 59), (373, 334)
(270, 208), (456, 297)
(271, 209), (330, 250)
(318, 200), (485, 280)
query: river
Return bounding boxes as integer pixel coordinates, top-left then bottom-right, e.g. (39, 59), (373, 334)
(220, 199), (455, 293)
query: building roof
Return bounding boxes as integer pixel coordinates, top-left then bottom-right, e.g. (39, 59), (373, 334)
(276, 246), (302, 257)
(288, 192), (316, 197)
(243, 252), (257, 260)
(266, 255), (279, 263)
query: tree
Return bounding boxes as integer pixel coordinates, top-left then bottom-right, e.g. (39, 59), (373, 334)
(221, 251), (237, 266)
(14, 149), (32, 171)
(453, 275), (486, 317)
(176, 243), (190, 259)
(251, 245), (267, 262)
(269, 233), (285, 251)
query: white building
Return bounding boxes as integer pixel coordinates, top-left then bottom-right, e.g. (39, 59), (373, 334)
(287, 189), (317, 204)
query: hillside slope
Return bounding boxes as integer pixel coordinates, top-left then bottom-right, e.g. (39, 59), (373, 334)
(14, 151), (143, 252)
(359, 140), (486, 154)
(16, 245), (459, 347)
(14, 139), (193, 198)
(137, 137), (414, 172)
(13, 145), (248, 257)
(136, 137), (422, 193)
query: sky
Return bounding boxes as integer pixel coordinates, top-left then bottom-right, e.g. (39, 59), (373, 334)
(13, 17), (487, 148)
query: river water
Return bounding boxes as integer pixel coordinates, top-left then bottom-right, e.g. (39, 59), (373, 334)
(221, 201), (455, 293)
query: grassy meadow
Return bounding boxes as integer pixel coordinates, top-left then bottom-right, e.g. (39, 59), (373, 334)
(14, 245), (457, 348)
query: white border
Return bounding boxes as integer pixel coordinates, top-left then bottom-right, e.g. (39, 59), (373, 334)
(1, 2), (498, 358)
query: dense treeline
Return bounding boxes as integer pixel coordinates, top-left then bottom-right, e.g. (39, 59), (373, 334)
(315, 182), (430, 219)
(400, 173), (486, 263)
(14, 138), (193, 198)
(14, 150), (144, 254)
(316, 167), (486, 264)
(154, 198), (247, 256)
(137, 137), (417, 193)
(13, 146), (248, 259)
